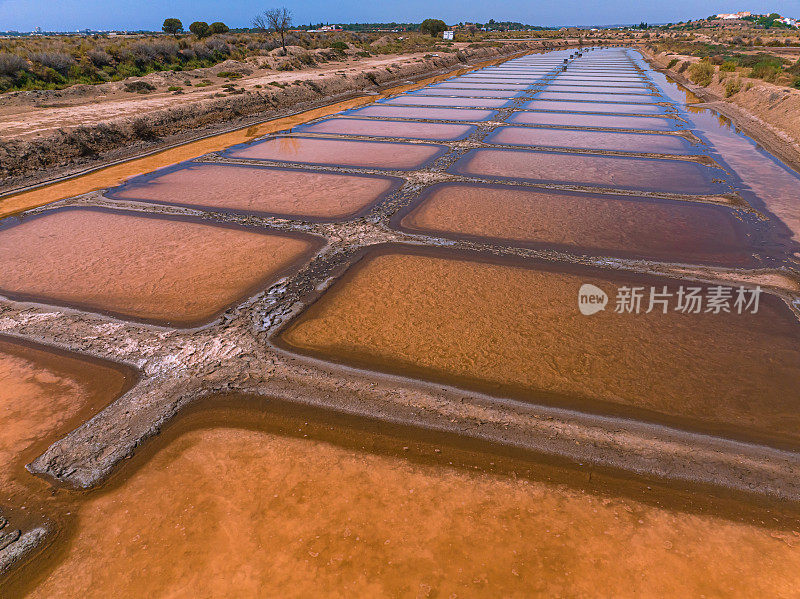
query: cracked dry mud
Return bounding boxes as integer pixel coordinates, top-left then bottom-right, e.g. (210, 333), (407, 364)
(2, 47), (800, 596)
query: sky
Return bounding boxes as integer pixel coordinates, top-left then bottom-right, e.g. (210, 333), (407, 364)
(0, 0), (798, 32)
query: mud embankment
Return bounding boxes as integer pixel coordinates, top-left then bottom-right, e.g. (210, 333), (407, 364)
(0, 42), (545, 188)
(640, 46), (800, 173)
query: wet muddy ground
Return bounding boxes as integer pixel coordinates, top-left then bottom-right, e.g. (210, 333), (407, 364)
(2, 47), (800, 595)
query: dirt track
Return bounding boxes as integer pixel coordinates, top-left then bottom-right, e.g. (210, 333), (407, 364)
(0, 41), (548, 190)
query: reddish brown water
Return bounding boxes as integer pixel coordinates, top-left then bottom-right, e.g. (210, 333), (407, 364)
(506, 111), (678, 131)
(293, 118), (473, 141)
(521, 100), (666, 115)
(398, 183), (753, 264)
(0, 209), (322, 326)
(343, 104), (498, 121)
(381, 95), (512, 108)
(226, 136), (445, 170)
(0, 338), (133, 502)
(109, 164), (399, 219)
(450, 149), (724, 195)
(486, 127), (699, 154)
(280, 249), (800, 444)
(11, 401), (800, 599)
(535, 92), (660, 103)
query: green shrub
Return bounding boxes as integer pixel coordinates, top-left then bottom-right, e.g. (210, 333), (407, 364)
(167, 85), (182, 91)
(719, 61), (737, 72)
(666, 58), (679, 69)
(677, 60), (690, 73)
(329, 41), (348, 52)
(750, 62), (781, 82)
(124, 80), (156, 93)
(688, 60), (715, 86)
(725, 78), (742, 97)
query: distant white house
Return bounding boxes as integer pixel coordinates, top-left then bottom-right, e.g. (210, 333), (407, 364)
(715, 11), (751, 20)
(442, 30), (454, 40)
(778, 17), (798, 27)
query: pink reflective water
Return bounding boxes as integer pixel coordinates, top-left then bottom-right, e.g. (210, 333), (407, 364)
(346, 105), (496, 122)
(487, 126), (698, 154)
(111, 164), (399, 218)
(382, 95), (511, 108)
(542, 85), (657, 95)
(412, 88), (521, 98)
(227, 137), (445, 169)
(297, 118), (473, 141)
(436, 82), (530, 89)
(535, 91), (660, 103)
(506, 111), (678, 131)
(522, 100), (665, 115)
(451, 149), (724, 194)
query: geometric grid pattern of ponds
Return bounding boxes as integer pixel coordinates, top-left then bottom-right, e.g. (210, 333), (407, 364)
(3, 47), (800, 594)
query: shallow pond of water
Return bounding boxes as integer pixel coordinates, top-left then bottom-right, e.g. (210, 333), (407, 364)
(397, 183), (755, 265)
(109, 163), (401, 219)
(506, 111), (679, 131)
(534, 91), (661, 104)
(486, 126), (700, 155)
(9, 395), (800, 599)
(521, 100), (667, 115)
(409, 87), (523, 98)
(279, 248), (800, 445)
(450, 149), (726, 195)
(226, 136), (446, 170)
(0, 208), (323, 326)
(343, 104), (498, 122)
(380, 95), (513, 109)
(292, 117), (474, 141)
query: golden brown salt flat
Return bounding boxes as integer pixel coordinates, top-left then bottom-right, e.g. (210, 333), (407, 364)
(280, 250), (800, 443)
(18, 419), (800, 598)
(225, 137), (444, 170)
(0, 209), (321, 326)
(450, 149), (723, 195)
(0, 338), (132, 497)
(109, 164), (398, 219)
(398, 184), (752, 265)
(486, 127), (698, 154)
(294, 118), (473, 141)
(506, 111), (677, 131)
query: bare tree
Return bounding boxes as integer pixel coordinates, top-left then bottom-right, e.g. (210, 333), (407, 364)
(265, 7), (293, 53)
(251, 14), (268, 32)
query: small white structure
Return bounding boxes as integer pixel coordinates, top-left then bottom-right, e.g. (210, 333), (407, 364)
(715, 11), (751, 20)
(442, 30), (454, 40)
